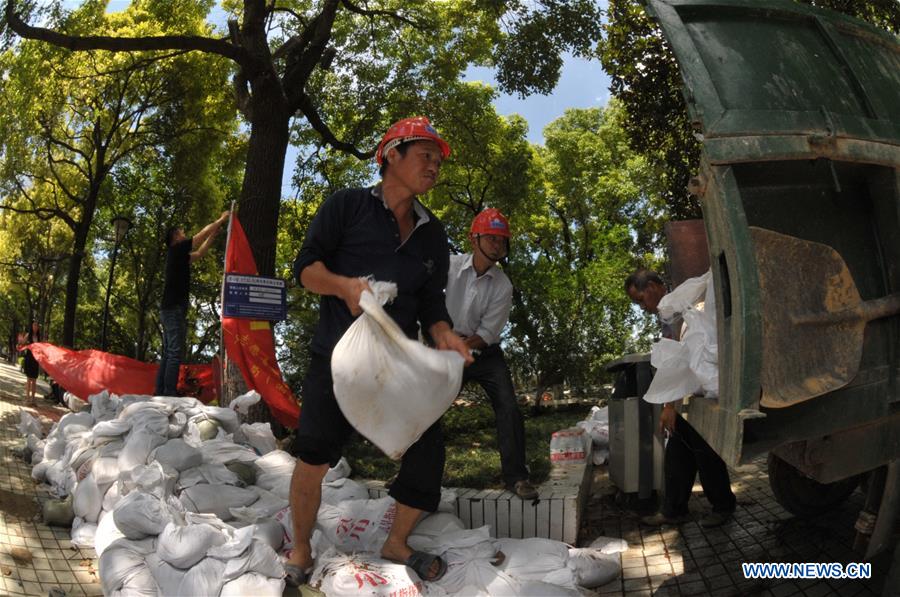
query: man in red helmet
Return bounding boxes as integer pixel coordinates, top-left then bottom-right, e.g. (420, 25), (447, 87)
(287, 117), (472, 586)
(445, 208), (538, 500)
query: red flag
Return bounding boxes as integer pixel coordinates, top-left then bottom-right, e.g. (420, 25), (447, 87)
(223, 215), (301, 428)
(27, 343), (216, 403)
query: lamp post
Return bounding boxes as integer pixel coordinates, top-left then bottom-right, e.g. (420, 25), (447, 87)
(100, 216), (132, 352)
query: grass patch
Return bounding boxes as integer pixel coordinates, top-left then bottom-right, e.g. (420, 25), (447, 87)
(343, 399), (593, 489)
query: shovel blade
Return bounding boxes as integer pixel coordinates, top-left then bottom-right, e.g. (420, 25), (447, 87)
(751, 227), (864, 408)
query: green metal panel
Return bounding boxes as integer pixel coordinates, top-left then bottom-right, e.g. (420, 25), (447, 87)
(646, 0), (900, 479)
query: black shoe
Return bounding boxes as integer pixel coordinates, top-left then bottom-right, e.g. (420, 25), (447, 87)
(507, 479), (539, 500)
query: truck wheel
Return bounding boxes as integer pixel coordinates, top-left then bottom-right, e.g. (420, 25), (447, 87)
(767, 453), (860, 518)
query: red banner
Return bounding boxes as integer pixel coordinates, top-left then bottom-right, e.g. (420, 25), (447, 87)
(27, 343), (217, 403)
(223, 215), (301, 428)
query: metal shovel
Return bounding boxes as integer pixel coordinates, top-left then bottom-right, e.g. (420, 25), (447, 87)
(750, 227), (900, 408)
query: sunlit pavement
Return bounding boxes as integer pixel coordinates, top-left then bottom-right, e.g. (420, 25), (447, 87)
(579, 455), (891, 596)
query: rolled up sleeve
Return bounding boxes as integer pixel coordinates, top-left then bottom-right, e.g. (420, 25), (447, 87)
(475, 277), (513, 346)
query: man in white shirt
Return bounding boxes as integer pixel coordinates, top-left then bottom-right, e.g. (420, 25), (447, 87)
(446, 208), (538, 500)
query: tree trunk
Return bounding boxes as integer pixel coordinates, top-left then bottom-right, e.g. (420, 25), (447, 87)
(61, 217), (93, 348)
(220, 87), (291, 417)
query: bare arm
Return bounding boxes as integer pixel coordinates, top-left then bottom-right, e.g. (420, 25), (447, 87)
(299, 261), (371, 316)
(191, 211), (230, 250)
(189, 227), (221, 263)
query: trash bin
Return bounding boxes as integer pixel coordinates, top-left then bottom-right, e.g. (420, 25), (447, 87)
(606, 354), (664, 500)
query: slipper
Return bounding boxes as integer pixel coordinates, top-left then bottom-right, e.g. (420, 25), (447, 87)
(405, 550), (448, 582)
(284, 563), (312, 587)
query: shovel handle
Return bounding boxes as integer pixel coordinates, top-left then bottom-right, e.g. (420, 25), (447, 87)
(792, 292), (900, 325)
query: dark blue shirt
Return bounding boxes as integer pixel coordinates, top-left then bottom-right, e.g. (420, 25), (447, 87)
(293, 186), (452, 356)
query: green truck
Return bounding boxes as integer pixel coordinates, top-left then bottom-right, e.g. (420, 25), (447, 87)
(645, 0), (899, 567)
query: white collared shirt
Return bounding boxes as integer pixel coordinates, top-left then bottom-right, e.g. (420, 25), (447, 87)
(446, 253), (513, 346)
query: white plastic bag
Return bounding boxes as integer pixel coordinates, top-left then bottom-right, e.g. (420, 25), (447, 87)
(310, 548), (424, 597)
(229, 390), (262, 415)
(331, 281), (465, 460)
(17, 409), (42, 437)
(241, 422), (277, 455)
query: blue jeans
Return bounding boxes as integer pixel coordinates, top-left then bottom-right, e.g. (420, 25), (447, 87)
(154, 305), (186, 396)
(462, 345), (529, 485)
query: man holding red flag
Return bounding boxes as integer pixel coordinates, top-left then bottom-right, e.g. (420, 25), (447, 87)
(287, 117), (472, 586)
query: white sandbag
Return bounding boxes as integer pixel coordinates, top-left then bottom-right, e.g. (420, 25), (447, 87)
(250, 520), (285, 552)
(241, 422), (277, 454)
(517, 580), (582, 596)
(422, 526), (500, 595)
(273, 506), (295, 550)
(88, 390), (120, 423)
(199, 438), (258, 466)
(324, 456), (352, 482)
(167, 411), (187, 437)
(567, 548), (620, 588)
(156, 521), (228, 569)
(17, 409), (42, 437)
(439, 487), (459, 514)
(253, 449), (295, 499)
(102, 482), (122, 512)
(221, 539), (284, 581)
(197, 405), (240, 433)
(92, 456), (120, 492)
(119, 462), (176, 499)
(221, 572), (285, 597)
(229, 389), (261, 415)
(95, 511), (126, 557)
(317, 497), (397, 553)
(73, 473), (102, 523)
(91, 419), (133, 445)
(150, 395), (203, 415)
(310, 548), (425, 597)
(331, 282), (465, 459)
(151, 556), (226, 597)
(113, 491), (170, 539)
(71, 517), (97, 548)
(151, 438), (202, 472)
(587, 535), (628, 554)
(576, 405), (609, 447)
(31, 460), (51, 482)
(176, 462), (242, 490)
(66, 391), (89, 412)
(229, 486), (289, 523)
(118, 429), (168, 474)
(98, 537), (158, 596)
(29, 437), (46, 465)
(179, 484), (258, 521)
(321, 477), (370, 506)
(412, 511), (465, 540)
(495, 537), (573, 587)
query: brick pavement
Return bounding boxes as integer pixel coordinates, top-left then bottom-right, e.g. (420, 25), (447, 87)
(579, 457), (891, 596)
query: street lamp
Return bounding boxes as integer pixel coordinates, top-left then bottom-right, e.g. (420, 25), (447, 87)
(100, 216), (132, 352)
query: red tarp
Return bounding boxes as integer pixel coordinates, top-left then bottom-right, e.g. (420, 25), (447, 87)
(222, 214), (301, 429)
(27, 343), (217, 403)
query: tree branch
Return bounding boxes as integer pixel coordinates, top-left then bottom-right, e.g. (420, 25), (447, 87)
(5, 0), (248, 64)
(340, 0), (427, 29)
(294, 92), (372, 159)
(281, 0), (338, 98)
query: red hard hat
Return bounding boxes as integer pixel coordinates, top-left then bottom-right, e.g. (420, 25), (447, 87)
(375, 116), (451, 165)
(470, 208), (511, 238)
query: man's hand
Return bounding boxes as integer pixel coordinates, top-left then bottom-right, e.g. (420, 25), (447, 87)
(659, 403), (677, 435)
(338, 277), (371, 316)
(430, 322), (474, 365)
(218, 210), (231, 224)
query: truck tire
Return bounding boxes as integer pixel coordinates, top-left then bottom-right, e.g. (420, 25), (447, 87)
(767, 453), (860, 518)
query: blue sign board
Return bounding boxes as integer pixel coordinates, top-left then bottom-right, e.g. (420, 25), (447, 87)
(223, 274), (287, 321)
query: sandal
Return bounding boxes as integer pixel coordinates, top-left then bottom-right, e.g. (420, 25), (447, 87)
(405, 550), (448, 582)
(284, 562), (312, 587)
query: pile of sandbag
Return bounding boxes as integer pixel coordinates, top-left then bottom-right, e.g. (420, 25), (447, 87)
(21, 388), (624, 596)
(576, 405), (610, 465)
(23, 391), (290, 596)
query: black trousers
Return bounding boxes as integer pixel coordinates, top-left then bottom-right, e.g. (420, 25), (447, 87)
(462, 345), (529, 485)
(662, 412), (736, 516)
(293, 353), (444, 512)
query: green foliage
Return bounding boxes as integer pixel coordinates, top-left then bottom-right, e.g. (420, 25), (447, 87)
(599, 0), (899, 220)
